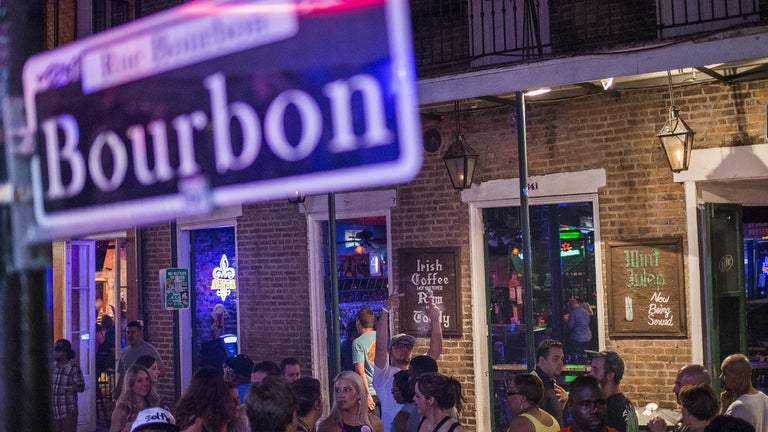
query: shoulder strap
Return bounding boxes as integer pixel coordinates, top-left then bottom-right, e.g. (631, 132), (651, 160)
(446, 422), (459, 432)
(432, 416), (452, 432)
(417, 416), (426, 432)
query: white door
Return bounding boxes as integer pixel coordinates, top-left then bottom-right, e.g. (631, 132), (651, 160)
(66, 240), (97, 432)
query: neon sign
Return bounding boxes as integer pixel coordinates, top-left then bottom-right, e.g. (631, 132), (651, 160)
(211, 254), (236, 301)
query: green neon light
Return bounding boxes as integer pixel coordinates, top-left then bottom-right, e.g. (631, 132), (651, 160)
(559, 231), (582, 239)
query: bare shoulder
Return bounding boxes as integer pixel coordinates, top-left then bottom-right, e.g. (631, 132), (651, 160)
(109, 406), (128, 432)
(507, 415), (535, 432)
(536, 410), (558, 428)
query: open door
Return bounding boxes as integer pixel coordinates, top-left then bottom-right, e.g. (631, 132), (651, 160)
(701, 203), (746, 388)
(66, 241), (97, 431)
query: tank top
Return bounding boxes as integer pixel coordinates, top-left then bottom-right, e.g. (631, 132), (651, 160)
(341, 423), (372, 432)
(417, 416), (460, 432)
(519, 412), (560, 432)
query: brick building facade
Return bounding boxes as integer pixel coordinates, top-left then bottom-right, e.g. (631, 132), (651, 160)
(38, 1), (768, 431)
(138, 77), (767, 429)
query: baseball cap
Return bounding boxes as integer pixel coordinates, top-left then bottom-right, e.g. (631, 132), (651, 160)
(225, 354), (254, 378)
(585, 350), (625, 381)
(54, 339), (76, 359)
(54, 339), (72, 352)
(131, 407), (179, 432)
(390, 333), (416, 348)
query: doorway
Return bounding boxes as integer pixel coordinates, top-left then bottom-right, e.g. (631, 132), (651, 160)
(702, 203), (768, 393)
(304, 190), (396, 406)
(52, 233), (136, 432)
(676, 144), (768, 368)
(321, 216), (389, 380)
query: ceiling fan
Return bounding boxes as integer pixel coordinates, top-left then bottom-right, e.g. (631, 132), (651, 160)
(336, 227), (380, 250)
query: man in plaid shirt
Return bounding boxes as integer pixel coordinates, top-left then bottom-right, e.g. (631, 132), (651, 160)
(52, 339), (85, 432)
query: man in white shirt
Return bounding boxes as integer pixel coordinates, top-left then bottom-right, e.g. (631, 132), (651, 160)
(373, 288), (442, 432)
(720, 353), (768, 432)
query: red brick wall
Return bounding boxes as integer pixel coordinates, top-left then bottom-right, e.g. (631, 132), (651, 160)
(234, 201), (312, 371)
(390, 112), (477, 427)
(139, 223), (177, 404)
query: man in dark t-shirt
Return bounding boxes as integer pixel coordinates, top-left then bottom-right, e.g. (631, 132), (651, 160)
(531, 339), (568, 427)
(587, 350), (639, 432)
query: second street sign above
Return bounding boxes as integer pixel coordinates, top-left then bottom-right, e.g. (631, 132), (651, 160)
(22, 0), (422, 240)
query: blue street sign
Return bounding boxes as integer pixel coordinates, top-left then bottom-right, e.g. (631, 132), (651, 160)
(22, 0), (422, 240)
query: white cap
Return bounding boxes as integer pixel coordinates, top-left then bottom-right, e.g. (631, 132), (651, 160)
(131, 407), (179, 432)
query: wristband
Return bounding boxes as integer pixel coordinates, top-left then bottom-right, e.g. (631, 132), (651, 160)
(381, 307), (390, 314)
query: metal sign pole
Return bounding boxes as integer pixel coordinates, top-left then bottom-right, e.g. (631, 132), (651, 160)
(1, 1), (49, 431)
(516, 92), (536, 370)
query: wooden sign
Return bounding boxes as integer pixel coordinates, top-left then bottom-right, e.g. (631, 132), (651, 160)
(398, 247), (461, 337)
(606, 239), (687, 337)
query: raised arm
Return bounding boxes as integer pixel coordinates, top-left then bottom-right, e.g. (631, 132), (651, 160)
(375, 288), (403, 368)
(425, 299), (443, 360)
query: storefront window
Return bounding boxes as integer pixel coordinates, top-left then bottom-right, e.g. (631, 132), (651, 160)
(190, 226), (238, 371)
(485, 202), (597, 431)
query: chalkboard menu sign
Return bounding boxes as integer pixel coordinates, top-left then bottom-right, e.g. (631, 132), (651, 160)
(606, 239), (687, 338)
(398, 247), (461, 337)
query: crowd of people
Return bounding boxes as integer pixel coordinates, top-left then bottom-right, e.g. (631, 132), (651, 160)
(525, 340), (767, 432)
(50, 290), (461, 432)
(51, 292), (767, 432)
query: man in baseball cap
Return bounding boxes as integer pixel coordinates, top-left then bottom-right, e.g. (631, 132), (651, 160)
(131, 407), (179, 432)
(374, 288), (443, 432)
(225, 354), (254, 403)
(587, 350), (639, 432)
(389, 333), (416, 350)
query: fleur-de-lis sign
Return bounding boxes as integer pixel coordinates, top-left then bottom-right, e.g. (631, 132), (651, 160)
(211, 254), (237, 301)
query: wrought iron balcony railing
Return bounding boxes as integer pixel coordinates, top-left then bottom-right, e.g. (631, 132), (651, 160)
(49, 0), (766, 79)
(412, 0), (766, 79)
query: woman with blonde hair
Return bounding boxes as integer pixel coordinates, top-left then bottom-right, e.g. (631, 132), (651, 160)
(505, 373), (560, 432)
(318, 370), (384, 432)
(110, 364), (159, 432)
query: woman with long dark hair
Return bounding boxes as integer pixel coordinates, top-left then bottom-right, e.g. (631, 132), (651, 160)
(175, 366), (247, 432)
(413, 373), (465, 432)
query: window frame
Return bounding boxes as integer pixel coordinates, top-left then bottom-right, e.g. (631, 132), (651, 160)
(463, 169), (606, 431)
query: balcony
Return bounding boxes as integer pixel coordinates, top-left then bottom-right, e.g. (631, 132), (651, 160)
(412, 0), (766, 79)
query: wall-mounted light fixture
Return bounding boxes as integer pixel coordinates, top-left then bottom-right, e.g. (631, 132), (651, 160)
(523, 87), (551, 96)
(442, 100), (478, 190)
(657, 71), (695, 172)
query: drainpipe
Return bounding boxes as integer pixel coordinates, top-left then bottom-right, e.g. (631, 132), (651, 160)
(327, 194), (340, 392)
